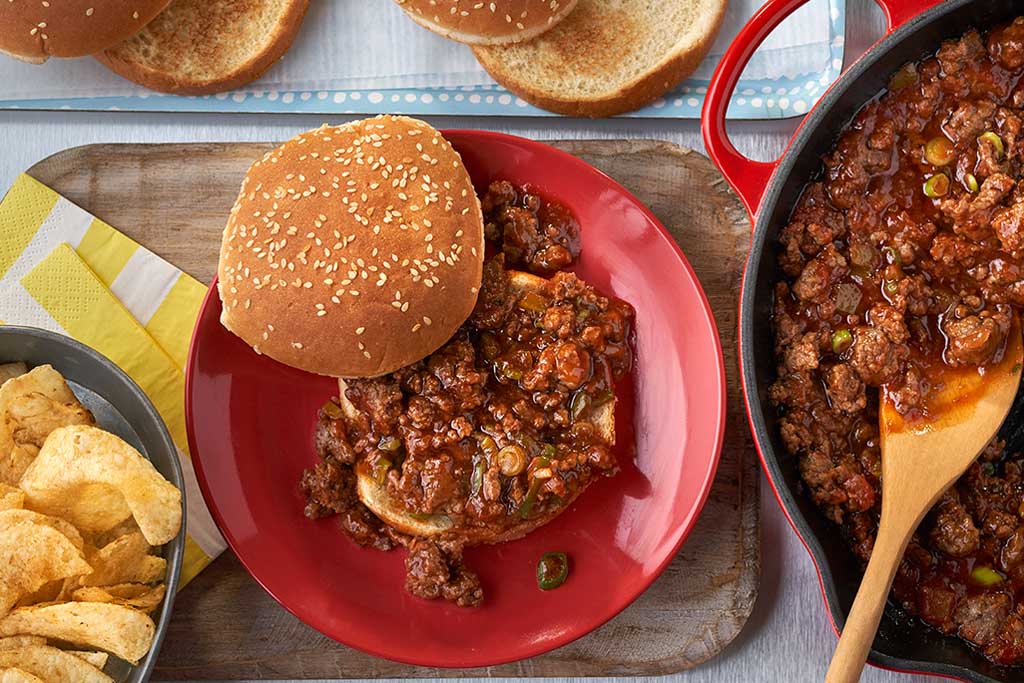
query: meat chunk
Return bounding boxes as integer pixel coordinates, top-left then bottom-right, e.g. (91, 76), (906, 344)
(942, 99), (995, 144)
(792, 246), (848, 302)
(955, 593), (1012, 646)
(848, 326), (907, 385)
(868, 303), (909, 344)
(1000, 528), (1024, 582)
(983, 509), (1018, 541)
(481, 181), (580, 275)
(940, 173), (1013, 238)
(938, 29), (986, 77)
(929, 496), (980, 557)
(825, 364), (866, 414)
(799, 450), (847, 522)
(988, 613), (1024, 665)
(891, 276), (934, 316)
(784, 332), (822, 372)
(989, 17), (1024, 70)
(346, 378), (403, 434)
(404, 540), (483, 608)
(842, 472), (876, 513)
(994, 198), (1024, 253)
(470, 256), (516, 330)
(943, 309), (1011, 366)
(917, 583), (957, 631)
(300, 457), (354, 518)
(314, 410), (357, 465)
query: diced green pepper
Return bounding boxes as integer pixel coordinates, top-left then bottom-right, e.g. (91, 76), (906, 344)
(923, 173), (950, 198)
(831, 329), (853, 354)
(373, 458), (392, 484)
(537, 552), (569, 590)
(497, 445), (527, 476)
(322, 400), (343, 419)
(518, 292), (549, 313)
(470, 458), (485, 497)
(924, 136), (956, 166)
(970, 566), (1004, 587)
(519, 478), (543, 519)
(378, 436), (402, 452)
(980, 131), (1005, 159)
(571, 392), (590, 420)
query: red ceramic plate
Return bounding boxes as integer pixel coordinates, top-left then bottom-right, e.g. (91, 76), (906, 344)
(185, 131), (726, 668)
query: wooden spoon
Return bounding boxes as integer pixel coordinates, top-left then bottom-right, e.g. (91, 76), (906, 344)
(826, 319), (1024, 683)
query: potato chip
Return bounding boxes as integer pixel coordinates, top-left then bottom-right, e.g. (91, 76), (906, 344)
(0, 522), (90, 617)
(0, 366), (93, 485)
(84, 583), (152, 599)
(72, 584), (166, 614)
(0, 668), (45, 683)
(0, 364), (27, 386)
(13, 581), (63, 609)
(84, 519), (139, 549)
(19, 426), (181, 544)
(0, 487), (22, 513)
(0, 646), (111, 683)
(68, 651), (108, 669)
(0, 602), (155, 664)
(0, 637), (45, 650)
(132, 556), (166, 585)
(76, 532), (151, 587)
(0, 510), (83, 550)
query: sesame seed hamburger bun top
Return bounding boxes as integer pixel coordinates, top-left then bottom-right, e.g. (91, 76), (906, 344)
(393, 0), (579, 45)
(0, 0), (171, 63)
(218, 116), (486, 379)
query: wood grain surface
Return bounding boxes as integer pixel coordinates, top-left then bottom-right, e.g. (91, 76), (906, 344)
(27, 139), (759, 680)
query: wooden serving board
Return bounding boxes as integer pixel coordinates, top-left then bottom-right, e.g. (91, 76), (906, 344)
(27, 140), (759, 680)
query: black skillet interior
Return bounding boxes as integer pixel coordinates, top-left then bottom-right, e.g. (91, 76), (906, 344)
(743, 0), (1024, 680)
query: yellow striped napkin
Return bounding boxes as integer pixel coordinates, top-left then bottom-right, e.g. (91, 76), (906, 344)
(0, 173), (226, 585)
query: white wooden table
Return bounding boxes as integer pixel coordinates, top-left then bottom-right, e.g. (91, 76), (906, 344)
(0, 2), (940, 681)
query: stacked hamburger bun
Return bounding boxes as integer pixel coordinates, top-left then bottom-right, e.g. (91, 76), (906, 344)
(217, 116), (485, 378)
(0, 0), (309, 95)
(393, 0), (728, 118)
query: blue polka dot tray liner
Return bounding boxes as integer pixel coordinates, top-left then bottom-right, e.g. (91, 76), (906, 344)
(0, 0), (845, 120)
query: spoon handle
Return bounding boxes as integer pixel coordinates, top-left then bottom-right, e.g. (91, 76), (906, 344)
(824, 516), (916, 683)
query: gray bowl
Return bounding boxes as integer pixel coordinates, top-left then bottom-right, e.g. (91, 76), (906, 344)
(0, 326), (184, 683)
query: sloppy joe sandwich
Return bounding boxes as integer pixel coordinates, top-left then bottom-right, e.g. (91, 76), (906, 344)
(222, 118), (635, 606)
(217, 115), (486, 378)
(299, 173), (635, 607)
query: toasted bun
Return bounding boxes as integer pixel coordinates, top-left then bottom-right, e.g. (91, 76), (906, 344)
(218, 116), (486, 379)
(394, 0), (578, 45)
(0, 0), (171, 62)
(354, 270), (615, 543)
(473, 0), (727, 117)
(95, 0), (309, 95)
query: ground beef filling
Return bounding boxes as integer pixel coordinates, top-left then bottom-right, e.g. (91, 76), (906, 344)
(772, 17), (1024, 665)
(301, 183), (634, 607)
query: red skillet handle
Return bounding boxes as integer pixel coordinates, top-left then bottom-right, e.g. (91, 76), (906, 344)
(703, 0), (943, 219)
(702, 0), (814, 218)
(875, 0), (944, 33)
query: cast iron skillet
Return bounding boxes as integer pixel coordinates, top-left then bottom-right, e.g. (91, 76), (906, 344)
(703, 0), (1024, 681)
